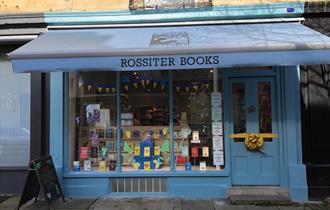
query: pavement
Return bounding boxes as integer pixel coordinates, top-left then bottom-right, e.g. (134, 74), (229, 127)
(0, 196), (330, 210)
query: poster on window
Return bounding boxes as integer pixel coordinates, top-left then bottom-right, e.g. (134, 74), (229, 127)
(211, 92), (222, 107)
(212, 135), (223, 151)
(212, 122), (223, 135)
(213, 151), (224, 166)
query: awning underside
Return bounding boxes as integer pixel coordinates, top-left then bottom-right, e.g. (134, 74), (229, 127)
(8, 22), (330, 73)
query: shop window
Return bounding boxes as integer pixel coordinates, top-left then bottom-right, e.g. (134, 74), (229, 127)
(121, 71), (170, 171)
(173, 69), (224, 171)
(68, 72), (117, 171)
(0, 56), (30, 167)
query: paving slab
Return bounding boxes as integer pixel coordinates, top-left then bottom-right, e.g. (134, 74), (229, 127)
(245, 205), (278, 210)
(182, 199), (214, 210)
(278, 206), (304, 210)
(214, 200), (246, 210)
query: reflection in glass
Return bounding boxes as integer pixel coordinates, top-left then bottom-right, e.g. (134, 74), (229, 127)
(258, 82), (272, 140)
(232, 83), (246, 136)
(174, 69), (223, 171)
(121, 71), (170, 172)
(68, 72), (117, 171)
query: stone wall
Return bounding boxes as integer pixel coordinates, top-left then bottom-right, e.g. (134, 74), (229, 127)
(0, 0), (325, 14)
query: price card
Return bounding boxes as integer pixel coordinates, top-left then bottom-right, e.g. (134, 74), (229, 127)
(213, 151), (224, 166)
(211, 92), (222, 107)
(212, 122), (223, 135)
(212, 107), (222, 121)
(212, 135), (224, 151)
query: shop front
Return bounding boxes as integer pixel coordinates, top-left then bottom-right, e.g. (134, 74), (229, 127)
(8, 22), (330, 201)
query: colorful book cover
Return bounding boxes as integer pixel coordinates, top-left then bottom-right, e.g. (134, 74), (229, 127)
(154, 146), (160, 156)
(91, 146), (98, 158)
(105, 128), (114, 138)
(80, 147), (89, 159)
(73, 161), (80, 171)
(125, 130), (132, 139)
(191, 147), (199, 157)
(200, 161), (206, 171)
(144, 147), (150, 157)
(202, 147), (209, 157)
(99, 160), (107, 171)
(134, 146), (140, 155)
(84, 160), (91, 171)
(97, 129), (104, 138)
(154, 130), (160, 139)
(133, 130), (140, 138)
(106, 141), (115, 151)
(144, 161), (151, 171)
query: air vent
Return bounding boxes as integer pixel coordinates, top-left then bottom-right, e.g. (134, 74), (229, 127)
(111, 178), (167, 193)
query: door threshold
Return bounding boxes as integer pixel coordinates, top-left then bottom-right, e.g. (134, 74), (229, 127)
(229, 186), (291, 205)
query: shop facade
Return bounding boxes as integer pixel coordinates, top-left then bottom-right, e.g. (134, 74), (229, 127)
(6, 3), (330, 202)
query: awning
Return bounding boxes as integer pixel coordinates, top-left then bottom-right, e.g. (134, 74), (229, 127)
(8, 22), (330, 73)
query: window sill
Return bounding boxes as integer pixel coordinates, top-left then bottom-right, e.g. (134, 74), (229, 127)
(63, 169), (229, 178)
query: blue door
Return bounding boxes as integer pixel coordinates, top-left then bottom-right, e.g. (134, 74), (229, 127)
(229, 77), (280, 185)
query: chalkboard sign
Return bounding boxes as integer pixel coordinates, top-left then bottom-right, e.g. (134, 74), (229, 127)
(18, 155), (65, 209)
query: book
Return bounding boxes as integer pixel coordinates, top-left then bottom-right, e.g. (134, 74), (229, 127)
(144, 147), (150, 157)
(84, 160), (91, 171)
(133, 130), (140, 138)
(99, 160), (107, 171)
(154, 146), (160, 156)
(144, 161), (150, 171)
(80, 147), (89, 159)
(106, 128), (114, 138)
(106, 141), (115, 151)
(73, 161), (80, 171)
(134, 146), (140, 155)
(202, 147), (209, 157)
(97, 129), (104, 138)
(200, 161), (206, 171)
(91, 146), (98, 158)
(191, 147), (199, 157)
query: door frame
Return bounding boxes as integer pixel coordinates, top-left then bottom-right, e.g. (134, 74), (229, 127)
(223, 68), (287, 187)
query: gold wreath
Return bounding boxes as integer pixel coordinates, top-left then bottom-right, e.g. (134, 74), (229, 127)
(244, 133), (264, 152)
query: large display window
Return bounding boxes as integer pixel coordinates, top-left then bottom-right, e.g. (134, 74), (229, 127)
(68, 69), (224, 172)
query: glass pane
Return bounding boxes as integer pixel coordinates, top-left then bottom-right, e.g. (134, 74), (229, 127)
(68, 72), (117, 172)
(0, 57), (31, 167)
(258, 82), (272, 141)
(232, 83), (246, 142)
(174, 69), (224, 171)
(121, 71), (170, 172)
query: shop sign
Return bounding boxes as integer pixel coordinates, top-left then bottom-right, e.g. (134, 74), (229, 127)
(120, 54), (220, 70)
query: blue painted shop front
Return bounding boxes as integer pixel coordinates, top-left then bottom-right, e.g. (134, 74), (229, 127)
(46, 66), (307, 201)
(8, 4), (330, 201)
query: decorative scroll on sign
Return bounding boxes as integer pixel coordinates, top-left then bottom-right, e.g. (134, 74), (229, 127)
(129, 0), (212, 10)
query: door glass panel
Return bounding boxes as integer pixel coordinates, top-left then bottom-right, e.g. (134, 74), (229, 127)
(232, 83), (246, 142)
(258, 81), (272, 142)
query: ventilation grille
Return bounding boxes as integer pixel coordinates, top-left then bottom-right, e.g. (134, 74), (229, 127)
(111, 178), (167, 193)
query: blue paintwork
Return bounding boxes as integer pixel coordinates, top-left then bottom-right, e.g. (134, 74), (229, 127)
(281, 66), (308, 201)
(11, 50), (330, 73)
(169, 71), (175, 171)
(228, 76), (280, 185)
(49, 66), (307, 200)
(50, 72), (64, 173)
(44, 3), (303, 26)
(116, 72), (122, 172)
